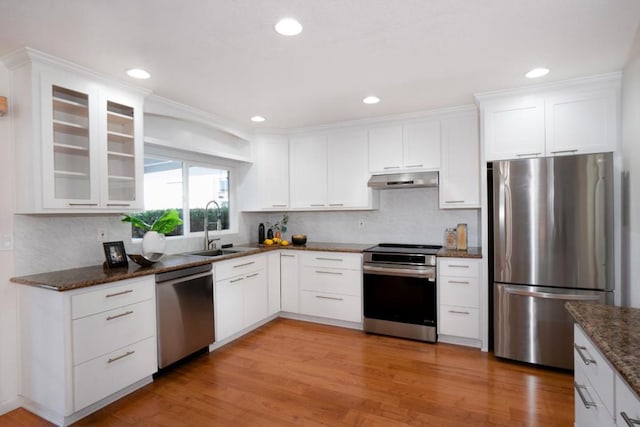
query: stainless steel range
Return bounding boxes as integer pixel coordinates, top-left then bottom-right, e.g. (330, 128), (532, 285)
(362, 243), (441, 343)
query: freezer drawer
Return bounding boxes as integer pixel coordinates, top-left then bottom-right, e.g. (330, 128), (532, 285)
(494, 283), (609, 369)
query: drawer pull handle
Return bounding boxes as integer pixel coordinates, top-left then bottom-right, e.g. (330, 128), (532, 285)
(448, 265), (469, 268)
(106, 203), (131, 207)
(621, 412), (640, 426)
(68, 203), (99, 206)
(574, 344), (596, 365)
(315, 295), (343, 301)
(445, 200), (465, 204)
(574, 382), (597, 409)
(246, 273), (259, 278)
(271, 204), (287, 208)
(448, 310), (470, 315)
(230, 277), (244, 283)
(310, 204), (326, 207)
(106, 310), (134, 321)
(406, 164), (423, 168)
(108, 350), (135, 364)
(383, 166), (401, 170)
(328, 203), (344, 207)
(550, 149), (579, 155)
(315, 270), (343, 275)
(316, 257), (343, 262)
(105, 289), (133, 298)
(516, 152), (541, 157)
(233, 261), (255, 268)
(448, 280), (470, 284)
(281, 254), (295, 258)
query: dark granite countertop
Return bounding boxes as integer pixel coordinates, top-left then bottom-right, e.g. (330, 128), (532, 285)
(437, 246), (482, 258)
(566, 302), (640, 398)
(10, 242), (375, 291)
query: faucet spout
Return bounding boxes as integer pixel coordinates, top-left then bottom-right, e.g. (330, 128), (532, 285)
(204, 200), (222, 250)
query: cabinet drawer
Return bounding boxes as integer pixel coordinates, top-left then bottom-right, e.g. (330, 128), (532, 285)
(574, 325), (614, 417)
(216, 255), (266, 281)
(439, 276), (480, 308)
(616, 374), (640, 426)
(300, 252), (362, 270)
(439, 305), (480, 339)
(439, 259), (480, 278)
(74, 336), (156, 411)
(574, 364), (615, 427)
(71, 277), (154, 319)
(73, 299), (156, 365)
(300, 266), (361, 296)
(300, 290), (362, 323)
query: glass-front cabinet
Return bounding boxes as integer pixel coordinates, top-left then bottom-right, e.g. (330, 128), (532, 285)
(4, 48), (146, 213)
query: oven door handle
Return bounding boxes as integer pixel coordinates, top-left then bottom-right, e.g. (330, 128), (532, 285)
(363, 264), (435, 280)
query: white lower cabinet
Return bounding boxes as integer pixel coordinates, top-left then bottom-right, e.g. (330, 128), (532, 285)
(18, 276), (157, 426)
(573, 324), (640, 427)
(280, 252), (300, 313)
(214, 254), (269, 341)
(267, 251), (281, 315)
(299, 251), (362, 323)
(437, 257), (482, 345)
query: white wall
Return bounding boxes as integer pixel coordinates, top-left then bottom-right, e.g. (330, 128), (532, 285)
(244, 189), (480, 248)
(621, 27), (640, 308)
(0, 64), (19, 414)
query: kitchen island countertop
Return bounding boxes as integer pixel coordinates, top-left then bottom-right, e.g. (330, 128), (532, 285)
(566, 302), (640, 398)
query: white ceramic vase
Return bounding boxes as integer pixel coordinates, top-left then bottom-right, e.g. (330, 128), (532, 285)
(142, 231), (166, 261)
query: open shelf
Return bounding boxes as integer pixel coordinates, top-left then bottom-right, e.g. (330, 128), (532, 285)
(54, 170), (90, 178)
(107, 151), (135, 159)
(53, 97), (88, 116)
(107, 130), (134, 140)
(54, 143), (90, 154)
(53, 120), (89, 136)
(108, 175), (135, 182)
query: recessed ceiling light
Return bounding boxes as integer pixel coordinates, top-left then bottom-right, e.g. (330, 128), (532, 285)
(126, 68), (151, 79)
(275, 18), (303, 36)
(251, 115), (266, 123)
(363, 96), (380, 105)
(525, 67), (550, 79)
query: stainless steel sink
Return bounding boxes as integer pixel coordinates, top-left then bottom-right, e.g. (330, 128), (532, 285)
(184, 246), (255, 257)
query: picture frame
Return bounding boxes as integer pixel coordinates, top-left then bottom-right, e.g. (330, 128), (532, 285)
(103, 241), (129, 269)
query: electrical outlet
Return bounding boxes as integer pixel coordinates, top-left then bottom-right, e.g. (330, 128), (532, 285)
(97, 229), (106, 242)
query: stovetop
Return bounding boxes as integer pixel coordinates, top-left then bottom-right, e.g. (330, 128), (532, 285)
(364, 243), (443, 255)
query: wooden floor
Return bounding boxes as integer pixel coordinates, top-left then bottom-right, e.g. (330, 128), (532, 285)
(1, 318), (574, 426)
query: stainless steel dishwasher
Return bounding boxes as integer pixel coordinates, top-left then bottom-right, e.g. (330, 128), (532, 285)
(156, 263), (214, 368)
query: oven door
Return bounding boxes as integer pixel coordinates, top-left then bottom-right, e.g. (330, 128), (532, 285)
(363, 264), (436, 327)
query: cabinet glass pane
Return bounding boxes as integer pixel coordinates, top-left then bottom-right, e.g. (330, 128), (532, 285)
(106, 101), (135, 201)
(51, 85), (91, 200)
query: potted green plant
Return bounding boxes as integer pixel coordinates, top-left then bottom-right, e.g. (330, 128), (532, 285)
(122, 209), (183, 259)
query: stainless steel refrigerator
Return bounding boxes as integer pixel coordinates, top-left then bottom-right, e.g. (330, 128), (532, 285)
(492, 152), (614, 370)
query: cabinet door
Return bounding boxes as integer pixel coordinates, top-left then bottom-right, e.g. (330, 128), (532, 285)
(440, 113), (480, 208)
(403, 120), (440, 169)
(41, 72), (100, 209)
(545, 88), (617, 156)
(616, 375), (640, 427)
(99, 88), (144, 210)
(483, 96), (545, 161)
(368, 125), (403, 172)
(327, 129), (370, 208)
(243, 269), (268, 327)
(215, 276), (244, 341)
(280, 252), (299, 313)
(289, 135), (327, 208)
(256, 136), (289, 209)
(267, 252), (281, 315)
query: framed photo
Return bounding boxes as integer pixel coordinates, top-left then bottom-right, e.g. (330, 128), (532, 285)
(103, 241), (129, 268)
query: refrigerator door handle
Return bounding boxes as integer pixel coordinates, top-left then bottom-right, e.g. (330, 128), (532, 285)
(504, 287), (603, 301)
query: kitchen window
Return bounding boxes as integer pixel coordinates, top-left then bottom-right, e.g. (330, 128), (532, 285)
(129, 155), (232, 238)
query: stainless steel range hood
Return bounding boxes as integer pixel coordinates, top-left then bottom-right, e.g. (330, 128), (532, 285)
(367, 171), (438, 189)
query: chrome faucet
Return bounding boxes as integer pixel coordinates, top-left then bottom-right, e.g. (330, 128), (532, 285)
(204, 200), (222, 250)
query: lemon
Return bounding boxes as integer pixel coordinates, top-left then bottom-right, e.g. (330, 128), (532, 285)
(280, 240), (289, 246)
(264, 239), (274, 245)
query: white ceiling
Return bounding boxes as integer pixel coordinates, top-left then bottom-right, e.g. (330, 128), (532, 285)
(1, 0), (640, 130)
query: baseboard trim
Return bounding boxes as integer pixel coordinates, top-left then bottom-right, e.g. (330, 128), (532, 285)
(0, 397), (21, 416)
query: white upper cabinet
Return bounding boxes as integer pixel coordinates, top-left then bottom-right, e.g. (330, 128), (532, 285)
(482, 96), (545, 161)
(369, 119), (440, 173)
(289, 134), (328, 208)
(440, 112), (480, 208)
(4, 48), (147, 213)
(478, 73), (620, 161)
(327, 129), (371, 208)
(368, 125), (404, 172)
(243, 135), (289, 211)
(289, 129), (375, 210)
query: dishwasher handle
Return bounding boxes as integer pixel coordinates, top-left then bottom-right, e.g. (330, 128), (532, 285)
(156, 270), (213, 287)
(156, 263), (212, 283)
